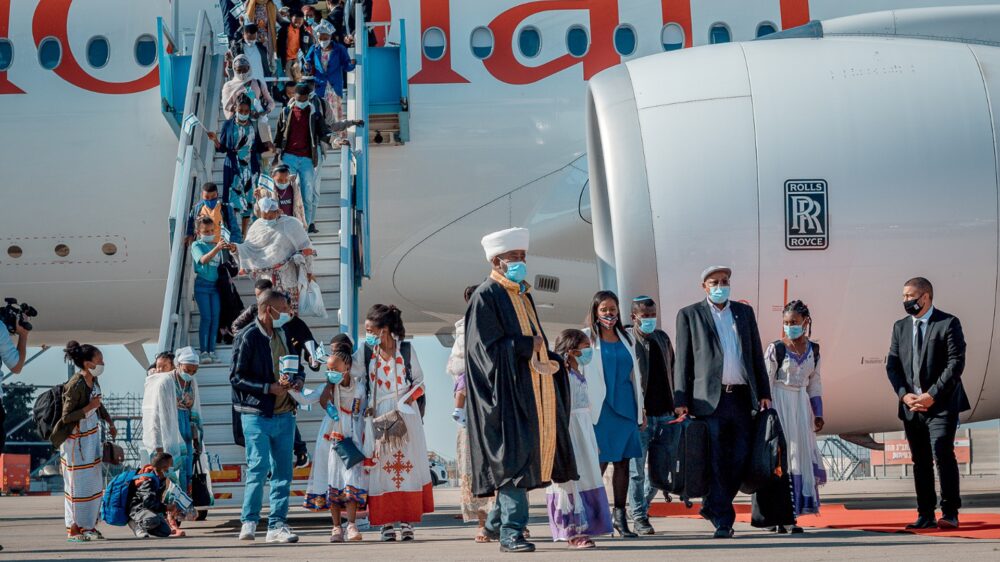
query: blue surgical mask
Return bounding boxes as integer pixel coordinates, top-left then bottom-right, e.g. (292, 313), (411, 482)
(276, 181), (290, 189)
(272, 311), (292, 328)
(638, 317), (657, 334)
(178, 371), (194, 382)
(204, 198), (219, 209)
(306, 17), (316, 26)
(325, 402), (340, 421)
(708, 286), (730, 305)
(294, 100), (311, 110)
(503, 261), (527, 283)
(577, 347), (594, 366)
(365, 332), (381, 348)
(784, 324), (805, 340)
(199, 235), (214, 244)
(326, 370), (344, 385)
(236, 112), (250, 122)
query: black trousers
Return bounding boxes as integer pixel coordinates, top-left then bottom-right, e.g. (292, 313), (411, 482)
(702, 387), (753, 529)
(0, 399), (6, 452)
(903, 411), (961, 518)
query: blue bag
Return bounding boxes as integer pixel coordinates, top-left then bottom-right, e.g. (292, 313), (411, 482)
(100, 470), (160, 526)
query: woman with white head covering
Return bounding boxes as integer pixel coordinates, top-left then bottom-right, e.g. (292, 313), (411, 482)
(142, 347), (204, 495)
(304, 20), (355, 132)
(222, 54), (275, 145)
(234, 197), (316, 312)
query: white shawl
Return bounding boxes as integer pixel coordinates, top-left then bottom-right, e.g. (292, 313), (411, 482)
(446, 317), (465, 380)
(142, 372), (203, 460)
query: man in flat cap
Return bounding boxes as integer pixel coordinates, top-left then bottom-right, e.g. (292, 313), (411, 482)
(673, 265), (770, 538)
(464, 227), (577, 553)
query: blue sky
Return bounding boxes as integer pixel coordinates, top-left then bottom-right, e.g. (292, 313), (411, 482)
(8, 336), (461, 459)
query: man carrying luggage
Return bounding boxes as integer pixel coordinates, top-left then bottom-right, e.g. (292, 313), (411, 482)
(673, 266), (770, 538)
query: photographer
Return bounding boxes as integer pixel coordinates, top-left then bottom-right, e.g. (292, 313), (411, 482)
(0, 317), (29, 453)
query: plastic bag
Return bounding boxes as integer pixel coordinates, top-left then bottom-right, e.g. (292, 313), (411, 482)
(299, 280), (327, 318)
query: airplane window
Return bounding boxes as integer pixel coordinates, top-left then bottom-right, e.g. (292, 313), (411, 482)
(661, 23), (684, 52)
(86, 36), (110, 69)
(757, 22), (777, 38)
(470, 26), (493, 59)
(566, 26), (588, 57)
(38, 37), (61, 70)
(519, 26), (541, 58)
(54, 244), (70, 258)
(710, 23), (731, 44)
(422, 27), (446, 61)
(101, 243), (118, 256)
(135, 35), (157, 67)
(614, 25), (637, 56)
(0, 39), (12, 71)
(6, 245), (22, 259)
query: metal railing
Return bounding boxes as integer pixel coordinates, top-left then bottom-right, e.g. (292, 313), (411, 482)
(157, 9), (222, 354)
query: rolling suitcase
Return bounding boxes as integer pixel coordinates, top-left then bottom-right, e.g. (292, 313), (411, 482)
(658, 416), (710, 506)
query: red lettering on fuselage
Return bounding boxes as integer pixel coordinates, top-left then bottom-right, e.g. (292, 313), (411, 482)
(483, 0), (619, 85)
(31, 0), (158, 95)
(410, 0), (469, 84)
(0, 0), (25, 94)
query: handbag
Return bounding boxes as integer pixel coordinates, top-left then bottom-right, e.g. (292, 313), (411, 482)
(101, 441), (124, 465)
(332, 437), (366, 470)
(190, 456), (214, 507)
(370, 352), (408, 453)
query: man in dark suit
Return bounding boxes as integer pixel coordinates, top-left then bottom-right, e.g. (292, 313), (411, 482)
(674, 266), (771, 538)
(886, 277), (968, 530)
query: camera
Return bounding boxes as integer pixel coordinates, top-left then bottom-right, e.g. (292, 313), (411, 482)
(1, 298), (37, 333)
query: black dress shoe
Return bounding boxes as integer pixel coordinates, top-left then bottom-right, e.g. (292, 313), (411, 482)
(633, 517), (655, 535)
(308, 223), (318, 234)
(499, 538), (536, 553)
(905, 515), (938, 529)
(938, 515), (960, 529)
(713, 527), (735, 539)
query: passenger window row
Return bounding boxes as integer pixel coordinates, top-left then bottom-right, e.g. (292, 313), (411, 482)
(0, 35), (158, 72)
(420, 21), (780, 62)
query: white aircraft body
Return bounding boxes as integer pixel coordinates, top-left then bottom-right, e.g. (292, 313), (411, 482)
(2, 0), (1000, 436)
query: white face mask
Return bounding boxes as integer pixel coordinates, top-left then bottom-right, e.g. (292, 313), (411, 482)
(199, 234), (214, 243)
(89, 364), (105, 377)
(236, 70), (251, 81)
(320, 40), (331, 49)
(294, 100), (311, 110)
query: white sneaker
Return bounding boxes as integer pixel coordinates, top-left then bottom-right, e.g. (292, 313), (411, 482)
(266, 525), (299, 544)
(209, 352), (220, 363)
(239, 522), (256, 541)
(200, 352), (213, 365)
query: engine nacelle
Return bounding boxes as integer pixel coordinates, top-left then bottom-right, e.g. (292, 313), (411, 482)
(586, 7), (1000, 433)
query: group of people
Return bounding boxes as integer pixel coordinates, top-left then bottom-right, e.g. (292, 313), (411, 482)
(38, 221), (967, 547)
(185, 0), (364, 364)
(448, 227), (969, 553)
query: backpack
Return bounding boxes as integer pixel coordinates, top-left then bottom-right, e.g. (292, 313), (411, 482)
(364, 342), (425, 418)
(772, 340), (820, 368)
(32, 384), (64, 441)
(101, 470), (159, 526)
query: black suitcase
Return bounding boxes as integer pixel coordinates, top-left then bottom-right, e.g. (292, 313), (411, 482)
(657, 417), (710, 503)
(647, 423), (673, 492)
(741, 409), (784, 494)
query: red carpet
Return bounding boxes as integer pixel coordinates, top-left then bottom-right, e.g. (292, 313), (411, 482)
(647, 501), (1000, 539)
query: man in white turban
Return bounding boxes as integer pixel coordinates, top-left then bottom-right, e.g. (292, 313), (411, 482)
(142, 346), (204, 508)
(463, 227), (578, 553)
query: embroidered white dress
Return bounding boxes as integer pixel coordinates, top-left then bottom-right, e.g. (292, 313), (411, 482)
(354, 347), (434, 525)
(304, 376), (371, 510)
(765, 342), (826, 515)
(61, 382), (104, 531)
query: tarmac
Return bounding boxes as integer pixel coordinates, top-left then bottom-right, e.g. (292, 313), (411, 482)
(2, 479), (1000, 561)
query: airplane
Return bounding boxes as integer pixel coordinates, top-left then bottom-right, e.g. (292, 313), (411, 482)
(2, 0), (1000, 439)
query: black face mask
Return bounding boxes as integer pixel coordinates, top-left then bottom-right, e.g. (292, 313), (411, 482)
(903, 296), (923, 316)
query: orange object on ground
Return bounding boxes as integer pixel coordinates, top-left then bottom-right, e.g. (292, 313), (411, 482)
(0, 453), (31, 494)
(648, 501), (1000, 540)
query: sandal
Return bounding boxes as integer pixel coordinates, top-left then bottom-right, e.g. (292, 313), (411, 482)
(66, 534), (90, 543)
(569, 536), (596, 549)
(380, 524), (397, 542)
(83, 529), (105, 541)
(400, 523), (415, 541)
(475, 528), (492, 543)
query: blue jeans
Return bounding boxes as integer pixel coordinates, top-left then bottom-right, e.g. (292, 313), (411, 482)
(282, 153), (316, 226)
(193, 277), (220, 353)
(485, 484), (528, 543)
(628, 414), (674, 520)
(241, 412), (295, 529)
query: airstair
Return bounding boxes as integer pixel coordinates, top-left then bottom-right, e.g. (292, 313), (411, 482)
(154, 4), (379, 508)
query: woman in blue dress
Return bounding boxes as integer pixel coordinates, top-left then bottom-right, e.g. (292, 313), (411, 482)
(582, 290), (644, 538)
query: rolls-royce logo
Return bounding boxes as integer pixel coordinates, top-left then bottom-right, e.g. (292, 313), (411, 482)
(785, 180), (828, 250)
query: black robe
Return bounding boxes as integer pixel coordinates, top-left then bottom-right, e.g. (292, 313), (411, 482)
(464, 277), (577, 496)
